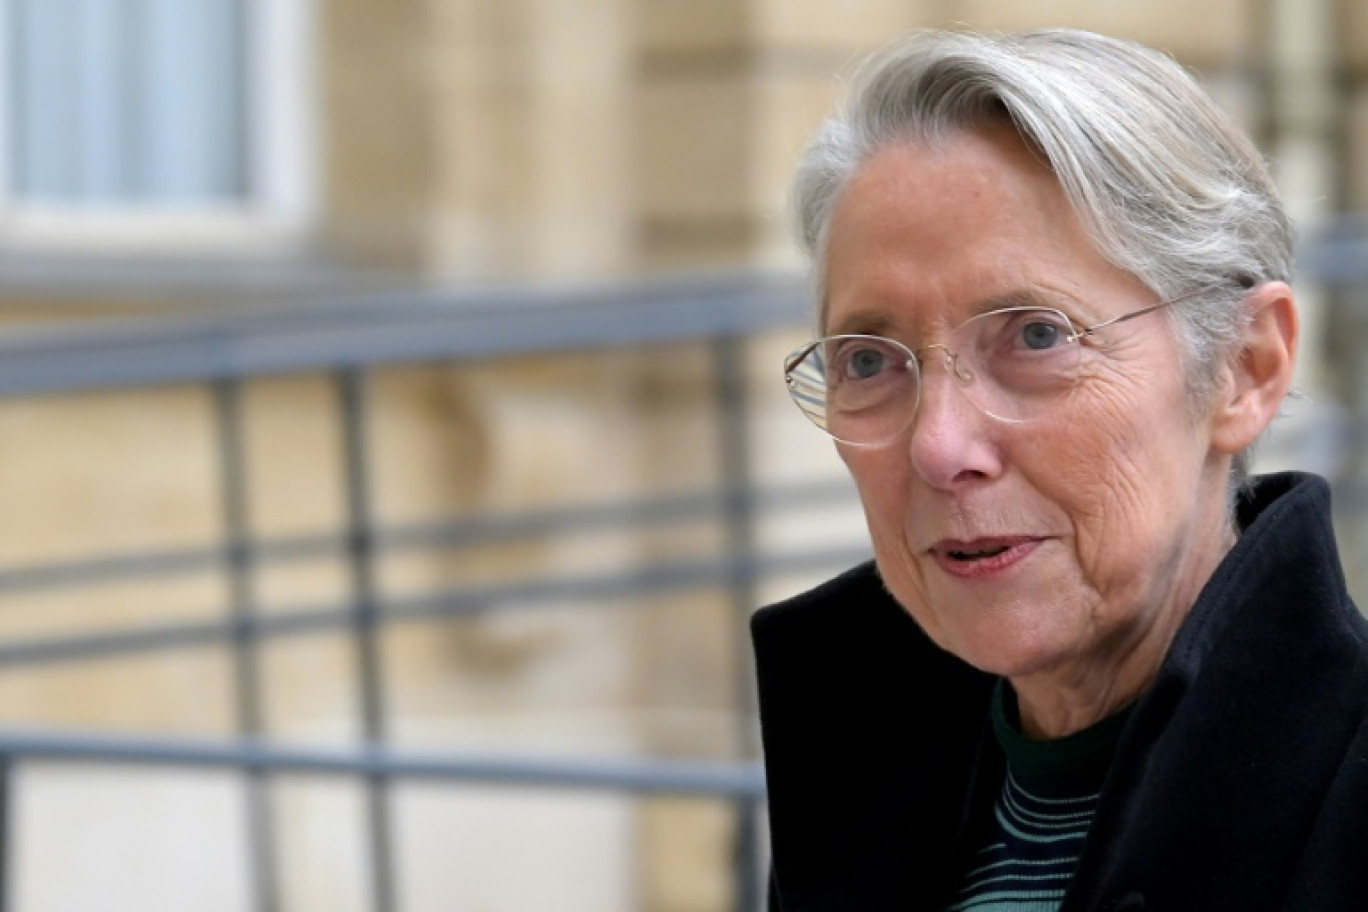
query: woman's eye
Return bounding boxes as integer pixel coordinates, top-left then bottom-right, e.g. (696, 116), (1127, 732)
(844, 347), (889, 379)
(1020, 320), (1062, 350)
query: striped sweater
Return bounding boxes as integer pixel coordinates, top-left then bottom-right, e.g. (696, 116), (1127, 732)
(944, 682), (1132, 912)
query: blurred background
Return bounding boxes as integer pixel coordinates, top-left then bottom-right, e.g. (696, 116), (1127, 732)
(0, 0), (1363, 910)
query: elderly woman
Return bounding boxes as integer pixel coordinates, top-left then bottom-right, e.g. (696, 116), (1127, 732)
(752, 28), (1368, 912)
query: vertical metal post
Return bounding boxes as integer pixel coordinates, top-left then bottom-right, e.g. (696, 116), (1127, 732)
(711, 335), (764, 912)
(1259, 0), (1363, 589)
(213, 377), (280, 912)
(0, 759), (11, 912)
(337, 367), (397, 912)
(1262, 0), (1339, 395)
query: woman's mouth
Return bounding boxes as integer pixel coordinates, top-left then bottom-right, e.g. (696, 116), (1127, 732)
(947, 543), (1011, 561)
(931, 537), (1042, 578)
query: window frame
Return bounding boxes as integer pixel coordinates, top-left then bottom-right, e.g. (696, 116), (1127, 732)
(0, 0), (317, 256)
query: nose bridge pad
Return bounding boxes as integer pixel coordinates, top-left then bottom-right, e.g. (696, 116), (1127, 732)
(911, 343), (994, 431)
(922, 344), (975, 386)
(947, 351), (975, 385)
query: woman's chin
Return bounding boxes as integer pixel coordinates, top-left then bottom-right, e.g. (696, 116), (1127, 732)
(938, 626), (1070, 680)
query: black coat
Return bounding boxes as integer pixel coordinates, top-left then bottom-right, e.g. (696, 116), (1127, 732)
(751, 472), (1368, 911)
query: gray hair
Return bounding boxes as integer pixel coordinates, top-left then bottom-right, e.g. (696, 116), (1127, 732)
(792, 28), (1294, 493)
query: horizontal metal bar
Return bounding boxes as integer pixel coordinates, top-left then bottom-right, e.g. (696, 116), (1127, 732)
(0, 728), (766, 798)
(0, 543), (275, 593)
(1300, 218), (1368, 283)
(0, 249), (1363, 400)
(0, 544), (874, 668)
(383, 480), (856, 552)
(0, 478), (857, 594)
(390, 545), (873, 622)
(0, 272), (811, 397)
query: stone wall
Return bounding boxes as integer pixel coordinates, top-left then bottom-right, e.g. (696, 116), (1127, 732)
(2, 1), (1362, 909)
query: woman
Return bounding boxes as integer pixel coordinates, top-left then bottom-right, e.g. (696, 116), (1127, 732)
(753, 29), (1368, 912)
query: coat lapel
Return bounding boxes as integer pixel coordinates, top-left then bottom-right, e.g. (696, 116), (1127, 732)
(1064, 473), (1368, 911)
(753, 562), (996, 909)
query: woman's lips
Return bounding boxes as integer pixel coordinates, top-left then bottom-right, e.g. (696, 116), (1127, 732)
(929, 537), (1043, 578)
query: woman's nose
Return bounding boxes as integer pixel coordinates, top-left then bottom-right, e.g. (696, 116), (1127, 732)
(904, 355), (1004, 490)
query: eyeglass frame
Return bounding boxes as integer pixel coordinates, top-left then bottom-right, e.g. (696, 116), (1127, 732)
(783, 284), (1226, 446)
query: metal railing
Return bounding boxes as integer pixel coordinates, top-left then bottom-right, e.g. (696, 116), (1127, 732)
(2, 228), (1367, 910)
(0, 271), (872, 912)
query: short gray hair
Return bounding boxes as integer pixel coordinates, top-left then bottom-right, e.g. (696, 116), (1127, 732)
(791, 28), (1294, 491)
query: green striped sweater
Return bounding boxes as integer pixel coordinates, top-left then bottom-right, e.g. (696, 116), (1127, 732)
(944, 682), (1132, 912)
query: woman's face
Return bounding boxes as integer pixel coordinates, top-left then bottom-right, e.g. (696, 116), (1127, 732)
(824, 127), (1238, 703)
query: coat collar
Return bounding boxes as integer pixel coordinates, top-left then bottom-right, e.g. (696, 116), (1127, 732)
(1065, 472), (1368, 909)
(752, 559), (994, 910)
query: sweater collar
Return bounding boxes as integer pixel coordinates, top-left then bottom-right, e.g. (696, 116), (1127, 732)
(992, 679), (1133, 800)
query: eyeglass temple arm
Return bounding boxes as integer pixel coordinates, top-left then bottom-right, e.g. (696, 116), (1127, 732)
(1069, 284), (1234, 342)
(1070, 299), (1178, 341)
(783, 341), (821, 378)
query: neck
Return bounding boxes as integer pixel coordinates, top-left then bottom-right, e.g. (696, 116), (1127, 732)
(1013, 665), (1156, 739)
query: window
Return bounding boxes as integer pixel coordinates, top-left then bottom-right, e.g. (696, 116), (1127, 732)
(0, 0), (314, 251)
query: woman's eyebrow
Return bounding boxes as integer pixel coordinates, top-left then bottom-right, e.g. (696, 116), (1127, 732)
(826, 288), (1065, 337)
(826, 310), (897, 338)
(973, 288), (1062, 313)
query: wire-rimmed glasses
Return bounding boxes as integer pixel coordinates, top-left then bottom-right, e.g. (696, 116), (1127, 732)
(783, 294), (1193, 447)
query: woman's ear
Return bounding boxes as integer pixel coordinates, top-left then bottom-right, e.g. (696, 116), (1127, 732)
(1210, 281), (1298, 455)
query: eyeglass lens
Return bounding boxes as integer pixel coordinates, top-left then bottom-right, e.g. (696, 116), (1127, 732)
(785, 307), (1083, 445)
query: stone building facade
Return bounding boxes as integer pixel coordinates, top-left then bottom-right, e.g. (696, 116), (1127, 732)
(0, 1), (1365, 910)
